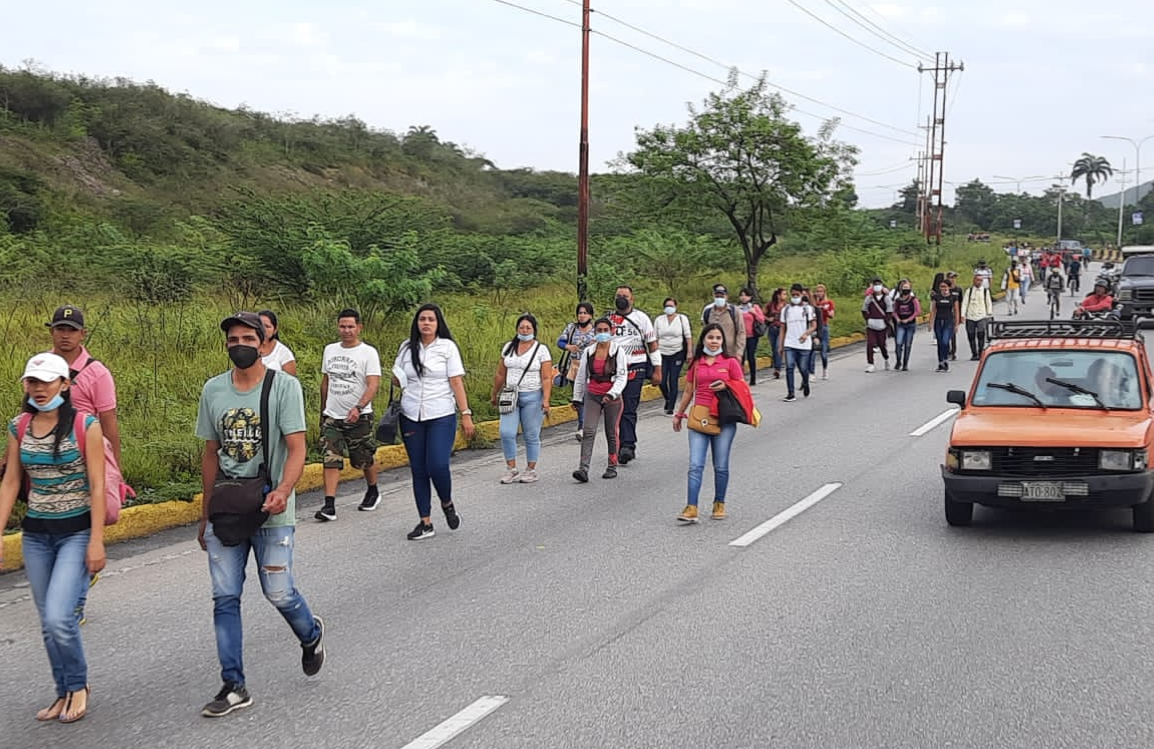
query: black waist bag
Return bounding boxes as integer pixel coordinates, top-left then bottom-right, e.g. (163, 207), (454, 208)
(209, 370), (275, 546)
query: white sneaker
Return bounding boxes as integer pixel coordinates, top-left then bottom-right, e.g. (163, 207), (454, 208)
(518, 470), (539, 484)
(574, 429), (583, 441)
(865, 364), (876, 373)
(821, 371), (829, 380)
(500, 468), (520, 484)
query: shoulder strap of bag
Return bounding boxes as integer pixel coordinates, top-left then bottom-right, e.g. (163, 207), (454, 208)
(72, 412), (88, 462)
(15, 412), (32, 442)
(69, 355), (99, 382)
(512, 342), (540, 389)
(259, 369), (276, 472)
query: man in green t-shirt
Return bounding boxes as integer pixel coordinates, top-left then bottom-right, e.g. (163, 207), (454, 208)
(194, 311), (326, 718)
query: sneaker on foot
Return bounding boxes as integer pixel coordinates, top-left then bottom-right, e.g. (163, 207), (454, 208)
(782, 394), (797, 402)
(711, 502), (726, 520)
(883, 360), (890, 371)
(802, 382), (811, 398)
(442, 503), (461, 530)
(619, 446), (636, 465)
(677, 505), (699, 524)
(821, 371), (829, 381)
(572, 468), (589, 483)
(500, 468), (520, 484)
(202, 683), (252, 718)
(865, 364), (876, 373)
(574, 429), (583, 441)
(407, 522), (435, 540)
(301, 616), (325, 676)
(358, 486), (380, 511)
(518, 469), (539, 483)
(602, 465), (617, 479)
(315, 505), (336, 522)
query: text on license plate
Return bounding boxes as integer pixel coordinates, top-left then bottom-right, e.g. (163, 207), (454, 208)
(1021, 482), (1065, 502)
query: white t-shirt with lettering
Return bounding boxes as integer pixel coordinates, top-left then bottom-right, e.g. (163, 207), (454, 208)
(503, 341), (552, 393)
(322, 341), (382, 417)
(780, 303), (816, 350)
(262, 340), (296, 371)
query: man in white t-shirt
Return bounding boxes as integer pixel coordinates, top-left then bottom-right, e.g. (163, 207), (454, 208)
(316, 308), (382, 521)
(609, 285), (661, 465)
(778, 283), (817, 403)
(974, 259), (994, 290)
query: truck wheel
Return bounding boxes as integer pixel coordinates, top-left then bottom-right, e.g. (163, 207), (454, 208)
(944, 491), (974, 527)
(1133, 499), (1154, 533)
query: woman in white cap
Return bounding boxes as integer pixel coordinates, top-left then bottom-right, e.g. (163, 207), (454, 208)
(0, 353), (106, 724)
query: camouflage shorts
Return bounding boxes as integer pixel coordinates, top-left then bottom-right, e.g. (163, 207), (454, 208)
(321, 415), (377, 470)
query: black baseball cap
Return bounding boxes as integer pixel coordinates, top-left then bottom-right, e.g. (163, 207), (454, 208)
(46, 305), (85, 330)
(790, 283), (805, 293)
(712, 284), (728, 295)
(220, 311), (266, 342)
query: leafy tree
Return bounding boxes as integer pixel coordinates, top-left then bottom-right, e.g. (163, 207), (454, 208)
(953, 180), (998, 230)
(1071, 153), (1113, 199)
(617, 71), (856, 297)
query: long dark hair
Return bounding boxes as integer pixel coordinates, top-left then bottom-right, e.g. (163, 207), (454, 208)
(22, 384), (76, 459)
(258, 309), (281, 341)
(503, 314), (539, 356)
(691, 323), (731, 362)
(405, 303), (454, 377)
(931, 272), (945, 296)
(575, 302), (594, 327)
(766, 287), (786, 313)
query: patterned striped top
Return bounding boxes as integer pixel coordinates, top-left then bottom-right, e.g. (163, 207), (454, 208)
(8, 414), (96, 534)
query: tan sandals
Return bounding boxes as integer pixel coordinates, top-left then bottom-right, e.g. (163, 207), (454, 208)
(59, 686), (90, 724)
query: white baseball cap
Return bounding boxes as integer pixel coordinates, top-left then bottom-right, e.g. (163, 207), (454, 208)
(21, 353), (69, 383)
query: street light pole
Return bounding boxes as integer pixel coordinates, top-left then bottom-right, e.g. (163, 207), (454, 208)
(1117, 157), (1128, 247)
(993, 174), (1047, 194)
(1102, 134), (1154, 211)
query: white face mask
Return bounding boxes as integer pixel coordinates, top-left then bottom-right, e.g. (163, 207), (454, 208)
(703, 345), (722, 356)
(873, 284), (884, 294)
(790, 296), (802, 305)
(713, 297), (727, 308)
(664, 306), (677, 315)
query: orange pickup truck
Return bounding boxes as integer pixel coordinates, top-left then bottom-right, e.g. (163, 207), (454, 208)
(941, 319), (1154, 531)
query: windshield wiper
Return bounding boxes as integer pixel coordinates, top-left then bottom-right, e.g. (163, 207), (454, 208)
(987, 382), (1045, 408)
(1045, 377), (1110, 410)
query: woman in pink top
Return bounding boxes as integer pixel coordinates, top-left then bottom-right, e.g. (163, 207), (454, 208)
(672, 324), (744, 524)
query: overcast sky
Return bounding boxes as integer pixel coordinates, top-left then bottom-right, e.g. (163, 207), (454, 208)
(5, 0), (1153, 207)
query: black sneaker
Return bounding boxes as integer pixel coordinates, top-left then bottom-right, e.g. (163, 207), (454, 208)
(442, 503), (461, 530)
(618, 446), (635, 465)
(202, 683), (252, 718)
(315, 504), (336, 522)
(782, 394), (797, 403)
(407, 522), (435, 541)
(572, 468), (589, 483)
(301, 616), (325, 676)
(602, 466), (617, 479)
(358, 486), (380, 511)
(802, 382), (810, 398)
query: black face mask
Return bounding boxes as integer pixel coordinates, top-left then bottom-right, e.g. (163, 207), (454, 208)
(228, 344), (261, 369)
(614, 296), (630, 311)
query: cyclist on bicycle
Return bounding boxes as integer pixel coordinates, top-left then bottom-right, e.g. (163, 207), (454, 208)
(1044, 269), (1065, 316)
(1067, 256), (1082, 294)
(1072, 281), (1115, 320)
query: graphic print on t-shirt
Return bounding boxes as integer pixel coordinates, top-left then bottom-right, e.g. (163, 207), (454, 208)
(326, 354), (363, 398)
(220, 407), (262, 464)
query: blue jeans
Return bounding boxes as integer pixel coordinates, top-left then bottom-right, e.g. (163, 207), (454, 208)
(620, 371), (646, 450)
(1020, 278), (1030, 301)
(660, 353), (685, 412)
(23, 530), (91, 696)
(205, 524), (320, 687)
(766, 327), (783, 371)
(784, 347), (812, 397)
(809, 327), (830, 373)
(499, 387), (545, 464)
(687, 423), (737, 506)
(400, 413), (456, 518)
(934, 317), (954, 365)
(895, 322), (917, 367)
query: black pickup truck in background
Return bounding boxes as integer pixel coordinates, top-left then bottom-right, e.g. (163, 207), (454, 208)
(1115, 254), (1154, 321)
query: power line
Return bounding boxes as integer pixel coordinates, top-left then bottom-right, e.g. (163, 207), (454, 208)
(825, 0), (935, 60)
(946, 72), (963, 116)
(856, 160), (916, 177)
(784, 0), (919, 69)
(555, 0), (920, 138)
(490, 0), (581, 28)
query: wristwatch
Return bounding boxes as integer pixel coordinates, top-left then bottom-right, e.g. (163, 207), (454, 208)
(461, 408), (473, 416)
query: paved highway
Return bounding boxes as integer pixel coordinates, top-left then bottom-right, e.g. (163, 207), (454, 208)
(4, 269), (1151, 749)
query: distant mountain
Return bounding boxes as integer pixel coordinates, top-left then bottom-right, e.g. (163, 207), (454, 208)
(1098, 180), (1154, 209)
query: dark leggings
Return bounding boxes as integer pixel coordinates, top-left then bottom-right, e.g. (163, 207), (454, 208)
(743, 336), (760, 383)
(400, 413), (457, 518)
(660, 354), (685, 411)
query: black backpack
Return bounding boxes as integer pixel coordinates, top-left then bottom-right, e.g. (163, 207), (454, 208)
(702, 304), (738, 328)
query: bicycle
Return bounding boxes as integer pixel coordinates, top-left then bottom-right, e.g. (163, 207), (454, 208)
(1048, 288), (1061, 319)
(1068, 274), (1080, 297)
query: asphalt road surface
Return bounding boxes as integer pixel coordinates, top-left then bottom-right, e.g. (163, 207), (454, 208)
(5, 266), (1150, 749)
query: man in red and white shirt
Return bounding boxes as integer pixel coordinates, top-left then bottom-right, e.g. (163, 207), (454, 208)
(609, 285), (661, 465)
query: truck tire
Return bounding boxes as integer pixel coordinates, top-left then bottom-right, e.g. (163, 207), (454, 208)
(1133, 498), (1154, 533)
(944, 491), (974, 527)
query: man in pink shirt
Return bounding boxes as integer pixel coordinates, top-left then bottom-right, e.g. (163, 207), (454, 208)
(47, 305), (121, 624)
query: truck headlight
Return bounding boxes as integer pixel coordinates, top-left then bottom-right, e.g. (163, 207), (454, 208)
(1100, 450), (1138, 471)
(960, 450), (992, 471)
(1118, 289), (1133, 302)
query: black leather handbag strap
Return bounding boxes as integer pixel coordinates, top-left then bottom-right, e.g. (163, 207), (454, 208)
(259, 369), (276, 475)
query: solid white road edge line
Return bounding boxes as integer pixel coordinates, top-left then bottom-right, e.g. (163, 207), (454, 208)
(729, 483), (843, 548)
(909, 408), (960, 437)
(401, 696), (510, 749)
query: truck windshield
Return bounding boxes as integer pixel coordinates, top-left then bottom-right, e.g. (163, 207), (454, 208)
(972, 351), (1142, 410)
(1123, 257), (1154, 276)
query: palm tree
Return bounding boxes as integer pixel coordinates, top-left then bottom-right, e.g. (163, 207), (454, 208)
(1070, 153), (1113, 199)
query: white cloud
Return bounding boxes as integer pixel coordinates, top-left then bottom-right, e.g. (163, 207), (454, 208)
(1002, 12), (1029, 25)
(380, 21), (443, 41)
(870, 4), (908, 18)
(282, 22), (327, 48)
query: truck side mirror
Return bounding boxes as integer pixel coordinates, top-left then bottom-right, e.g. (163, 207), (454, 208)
(946, 390), (967, 408)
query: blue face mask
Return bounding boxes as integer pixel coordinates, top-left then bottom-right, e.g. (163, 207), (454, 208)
(595, 332), (612, 343)
(704, 345), (722, 357)
(27, 394), (64, 412)
(664, 306), (677, 315)
(517, 333), (535, 342)
(713, 297), (727, 308)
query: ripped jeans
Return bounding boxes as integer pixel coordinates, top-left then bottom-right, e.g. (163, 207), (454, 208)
(205, 523), (320, 687)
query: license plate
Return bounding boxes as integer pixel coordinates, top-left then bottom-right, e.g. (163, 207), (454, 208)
(1021, 482), (1065, 502)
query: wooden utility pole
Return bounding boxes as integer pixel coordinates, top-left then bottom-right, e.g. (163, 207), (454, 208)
(918, 52), (963, 245)
(576, 0), (591, 302)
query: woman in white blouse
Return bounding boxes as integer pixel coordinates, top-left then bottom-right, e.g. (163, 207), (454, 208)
(394, 304), (475, 541)
(490, 314), (552, 484)
(258, 309), (298, 376)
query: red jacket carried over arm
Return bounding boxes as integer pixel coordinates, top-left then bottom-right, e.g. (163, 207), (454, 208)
(1081, 293), (1115, 313)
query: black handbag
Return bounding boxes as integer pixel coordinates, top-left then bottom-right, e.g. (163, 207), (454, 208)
(209, 370), (275, 546)
(376, 382), (403, 444)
